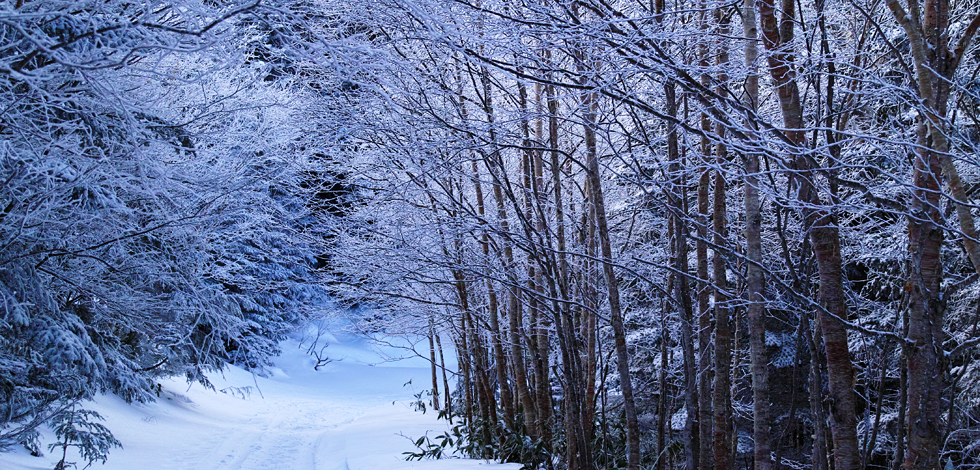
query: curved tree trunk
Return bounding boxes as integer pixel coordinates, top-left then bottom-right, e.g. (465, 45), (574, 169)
(756, 0), (861, 467)
(884, 3), (980, 468)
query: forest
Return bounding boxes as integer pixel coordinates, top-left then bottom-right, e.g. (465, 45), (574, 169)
(2, 0), (980, 469)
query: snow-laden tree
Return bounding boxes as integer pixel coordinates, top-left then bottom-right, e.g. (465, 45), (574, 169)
(0, 0), (330, 455)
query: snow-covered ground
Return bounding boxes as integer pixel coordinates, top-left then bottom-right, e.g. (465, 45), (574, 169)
(2, 323), (518, 470)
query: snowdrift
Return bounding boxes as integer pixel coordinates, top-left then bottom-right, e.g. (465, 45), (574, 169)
(1, 324), (518, 470)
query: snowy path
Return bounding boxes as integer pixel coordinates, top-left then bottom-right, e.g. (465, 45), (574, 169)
(2, 326), (518, 470)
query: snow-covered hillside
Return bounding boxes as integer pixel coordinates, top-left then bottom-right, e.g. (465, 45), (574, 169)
(1, 324), (517, 470)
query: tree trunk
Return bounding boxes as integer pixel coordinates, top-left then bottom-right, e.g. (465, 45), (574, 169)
(435, 332), (453, 422)
(742, 3), (772, 469)
(696, 13), (714, 470)
(518, 72), (549, 442)
(429, 320), (440, 411)
(667, 85), (699, 470)
(477, 62), (537, 436)
(657, 294), (671, 470)
(531, 98), (552, 448)
(460, 78), (515, 433)
(581, 83), (640, 470)
(810, 324), (829, 470)
(902, 127), (944, 470)
(756, 0), (861, 467)
(711, 10), (732, 470)
(884, 4), (980, 468)
(459, 302), (475, 433)
(745, 143), (771, 470)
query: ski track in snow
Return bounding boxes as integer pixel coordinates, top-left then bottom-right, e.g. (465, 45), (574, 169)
(1, 325), (520, 470)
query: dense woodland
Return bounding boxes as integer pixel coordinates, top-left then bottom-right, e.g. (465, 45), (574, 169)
(3, 0), (980, 469)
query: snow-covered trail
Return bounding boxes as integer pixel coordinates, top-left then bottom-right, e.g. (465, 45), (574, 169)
(2, 325), (518, 470)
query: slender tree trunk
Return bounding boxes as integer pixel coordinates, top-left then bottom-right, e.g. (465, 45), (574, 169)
(531, 89), (553, 448)
(581, 80), (641, 470)
(668, 86), (699, 470)
(581, 179), (599, 446)
(863, 342), (889, 468)
(523, 157), (544, 436)
(477, 62), (537, 436)
(579, 177), (601, 470)
(657, 295), (670, 470)
(556, 291), (592, 470)
(711, 10), (732, 470)
(742, 4), (772, 469)
(696, 14), (714, 470)
(892, 335), (908, 470)
(459, 303), (475, 432)
(470, 158), (515, 431)
(429, 320), (441, 411)
(810, 324), (829, 470)
(475, 356), (496, 456)
(435, 331), (453, 422)
(518, 72), (548, 442)
(745, 144), (771, 470)
(756, 0), (861, 467)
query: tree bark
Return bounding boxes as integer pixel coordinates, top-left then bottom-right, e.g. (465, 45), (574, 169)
(697, 11), (714, 470)
(581, 83), (641, 470)
(711, 10), (732, 470)
(902, 124), (944, 470)
(461, 83), (515, 432)
(883, 4), (980, 468)
(477, 62), (537, 437)
(756, 0), (861, 467)
(742, 3), (772, 469)
(668, 85), (699, 470)
(435, 331), (453, 422)
(429, 320), (440, 411)
(518, 71), (548, 442)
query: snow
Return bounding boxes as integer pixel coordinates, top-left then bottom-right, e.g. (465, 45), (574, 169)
(1, 324), (519, 470)
(670, 406), (687, 432)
